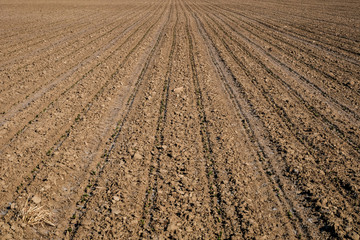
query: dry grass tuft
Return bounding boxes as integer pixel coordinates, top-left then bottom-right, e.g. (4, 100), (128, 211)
(18, 196), (55, 227)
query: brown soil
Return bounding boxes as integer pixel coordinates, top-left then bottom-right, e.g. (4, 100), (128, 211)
(0, 0), (359, 239)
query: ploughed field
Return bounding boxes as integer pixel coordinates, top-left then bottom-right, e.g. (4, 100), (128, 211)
(0, 0), (359, 238)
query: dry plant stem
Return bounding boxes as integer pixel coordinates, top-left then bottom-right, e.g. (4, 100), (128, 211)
(19, 196), (55, 227)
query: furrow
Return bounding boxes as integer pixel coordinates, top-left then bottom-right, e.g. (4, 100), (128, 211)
(0, 11), (110, 70)
(199, 8), (360, 160)
(140, 4), (177, 235)
(0, 6), (144, 72)
(190, 2), (357, 237)
(0, 9), (98, 44)
(186, 2), (312, 238)
(204, 12), (360, 149)
(0, 2), (166, 208)
(0, 5), (149, 114)
(0, 6), (156, 146)
(183, 3), (228, 238)
(206, 1), (360, 66)
(205, 4), (360, 95)
(0, 12), (105, 58)
(61, 4), (171, 238)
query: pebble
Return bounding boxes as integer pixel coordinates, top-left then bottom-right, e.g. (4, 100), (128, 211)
(112, 207), (121, 215)
(168, 223), (177, 231)
(133, 152), (143, 160)
(38, 228), (49, 236)
(173, 87), (184, 93)
(32, 195), (41, 204)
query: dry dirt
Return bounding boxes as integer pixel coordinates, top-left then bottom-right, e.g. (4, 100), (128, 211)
(0, 0), (359, 239)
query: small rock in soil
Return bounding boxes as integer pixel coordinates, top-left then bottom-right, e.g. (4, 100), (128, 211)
(173, 87), (184, 93)
(32, 195), (41, 204)
(133, 152), (143, 160)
